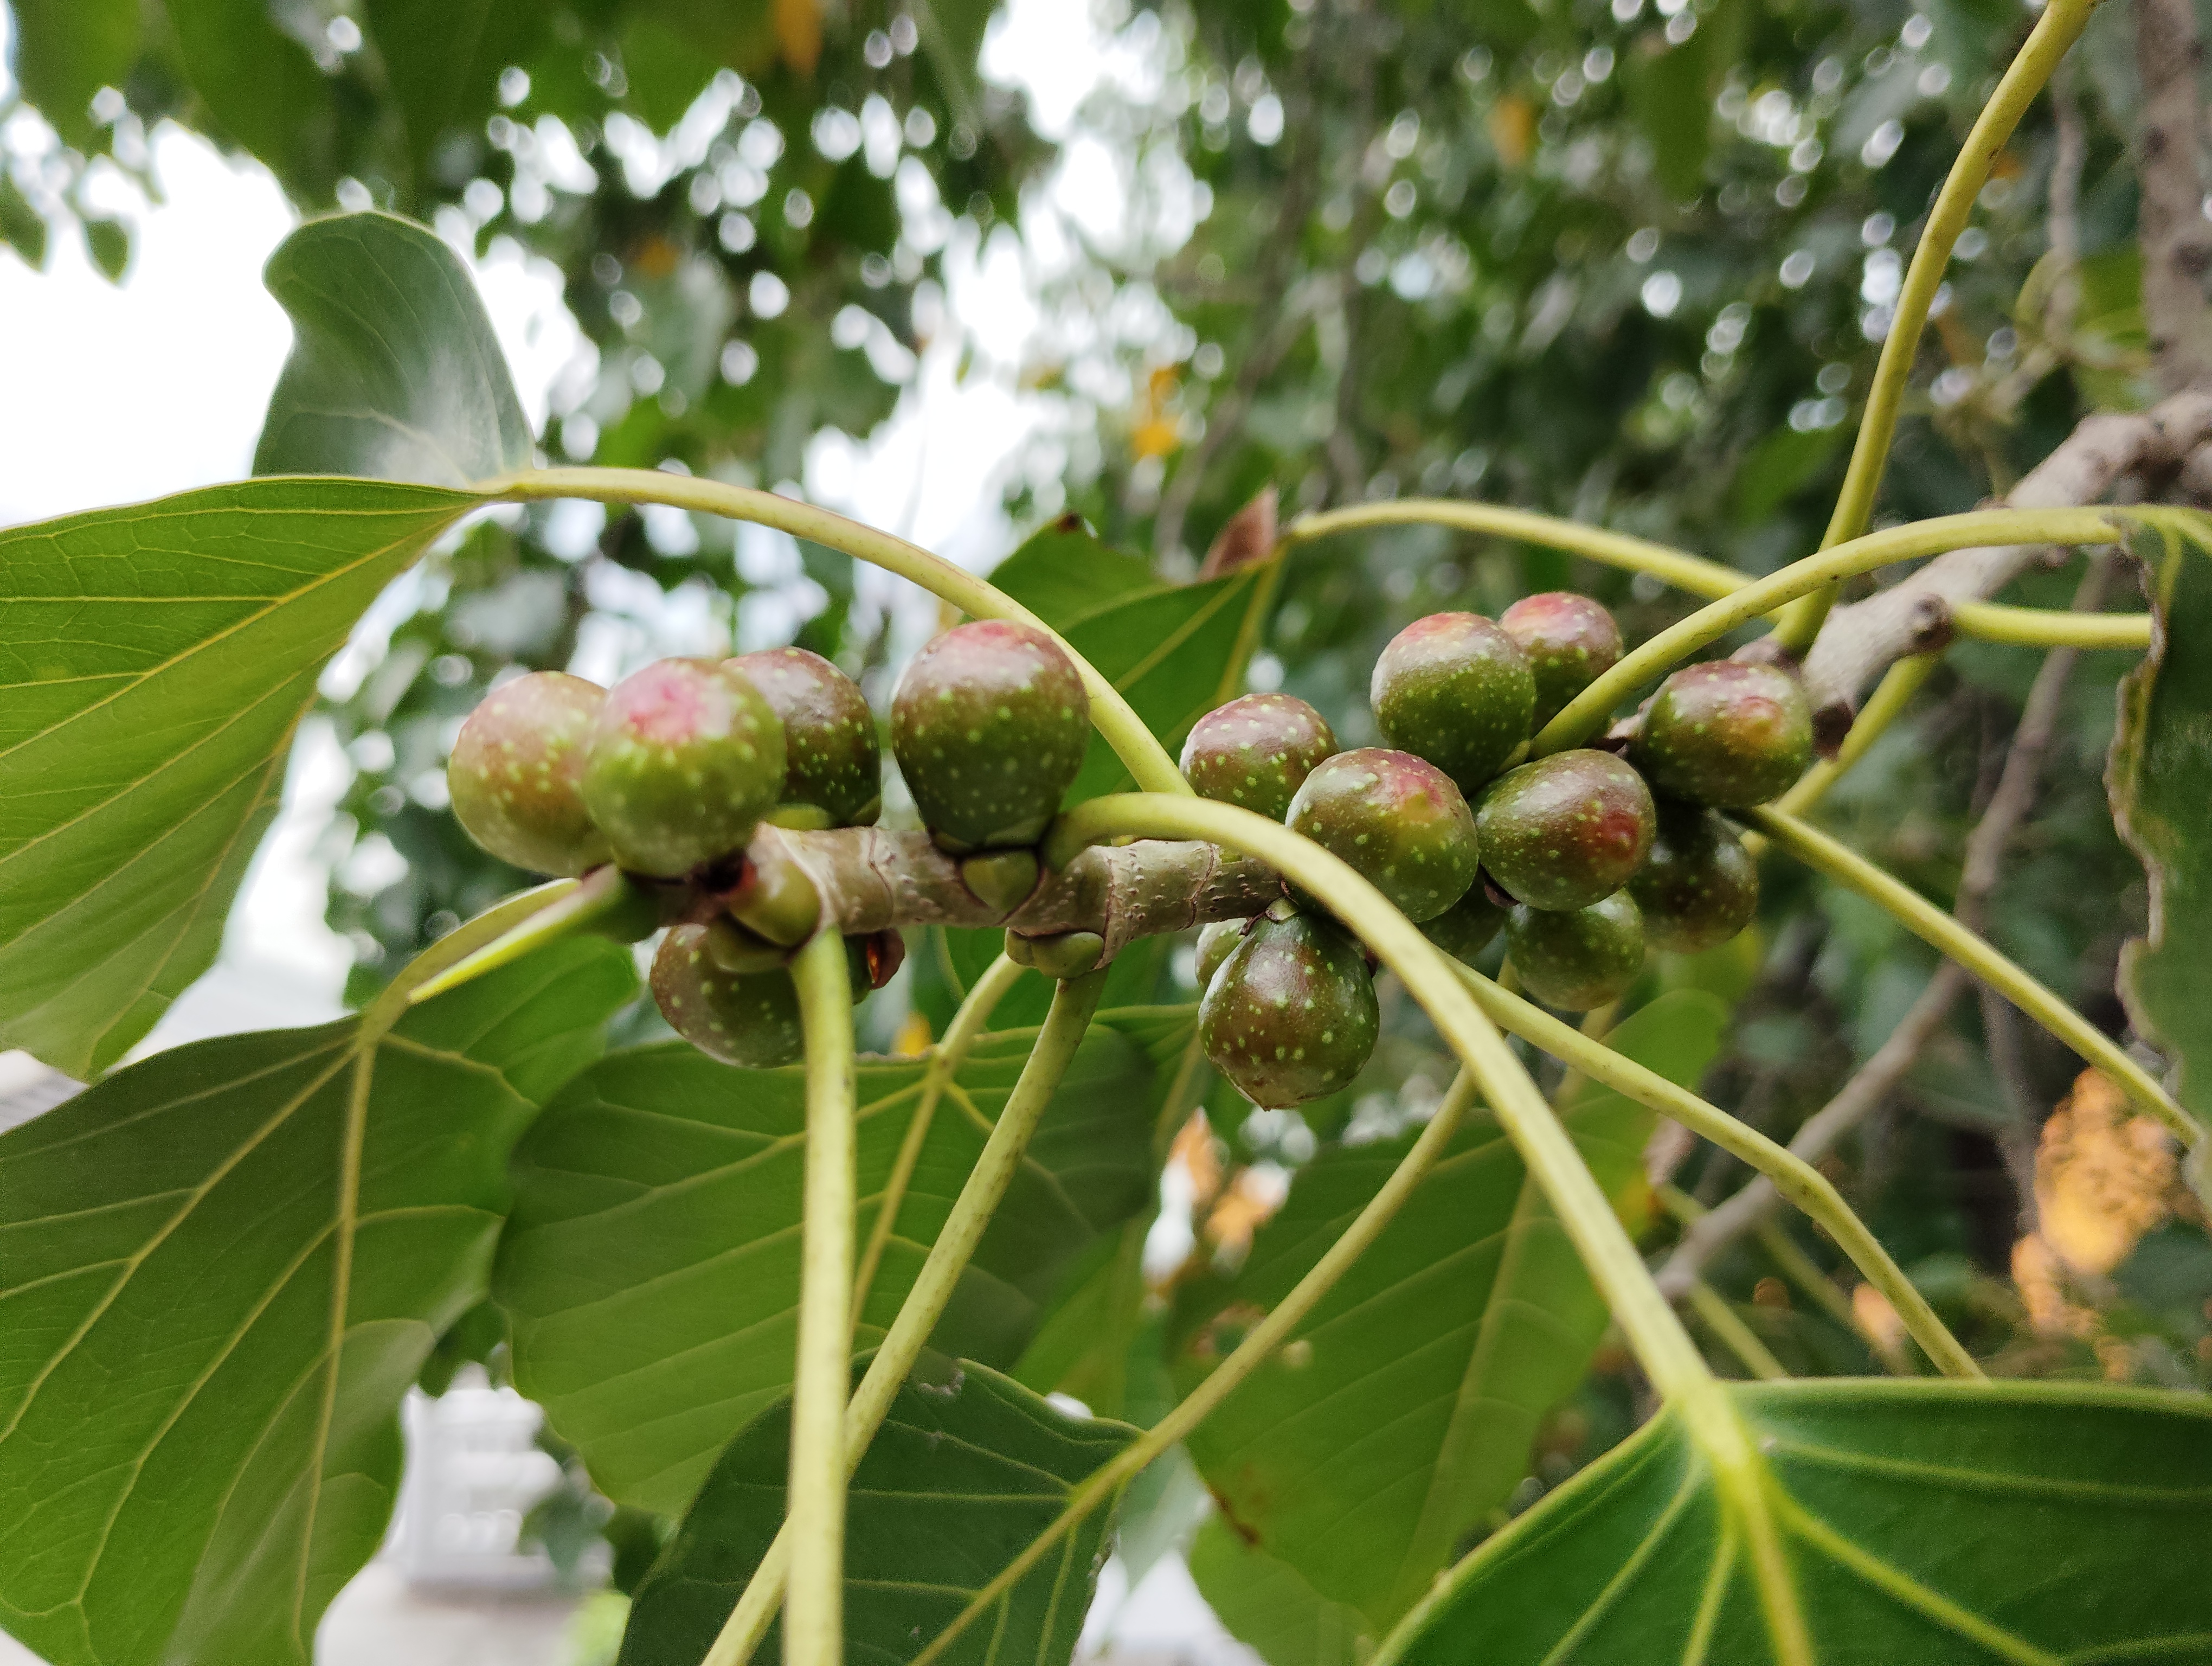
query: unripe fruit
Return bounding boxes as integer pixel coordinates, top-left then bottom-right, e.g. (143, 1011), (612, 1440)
(1475, 749), (1656, 912)
(1371, 612), (1536, 794)
(1285, 748), (1480, 924)
(1180, 694), (1337, 821)
(1631, 659), (1813, 809)
(1423, 888), (1508, 965)
(726, 647), (882, 828)
(1501, 592), (1623, 728)
(1629, 802), (1759, 953)
(582, 658), (787, 877)
(1506, 892), (1645, 1011)
(1194, 918), (1245, 992)
(891, 620), (1090, 851)
(1199, 911), (1379, 1107)
(652, 922), (806, 1067)
(447, 672), (614, 875)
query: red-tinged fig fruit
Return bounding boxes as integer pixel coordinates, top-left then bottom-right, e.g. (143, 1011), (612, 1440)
(1629, 801), (1759, 953)
(1423, 887), (1508, 965)
(727, 646), (883, 827)
(1501, 592), (1624, 727)
(1475, 749), (1656, 912)
(1630, 659), (1814, 808)
(1194, 918), (1246, 992)
(1506, 891), (1646, 1010)
(1199, 910), (1380, 1107)
(1371, 612), (1536, 794)
(1285, 748), (1480, 924)
(582, 658), (787, 877)
(1180, 693), (1338, 821)
(652, 921), (807, 1066)
(447, 671), (613, 875)
(891, 620), (1090, 851)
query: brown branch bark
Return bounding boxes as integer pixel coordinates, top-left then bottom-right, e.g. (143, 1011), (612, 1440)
(2133, 0), (2212, 391)
(1799, 390), (2212, 726)
(764, 825), (1281, 958)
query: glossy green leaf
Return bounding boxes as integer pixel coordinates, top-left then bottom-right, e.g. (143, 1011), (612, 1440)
(363, 1), (556, 194)
(255, 212), (536, 486)
(7, 0), (139, 146)
(497, 1016), (1166, 1513)
(987, 516), (1278, 802)
(618, 1358), (1134, 1665)
(1375, 1380), (2212, 1665)
(1172, 993), (1727, 1630)
(0, 478), (480, 1075)
(1188, 1516), (1373, 1666)
(0, 938), (634, 1666)
(2111, 531), (2212, 1137)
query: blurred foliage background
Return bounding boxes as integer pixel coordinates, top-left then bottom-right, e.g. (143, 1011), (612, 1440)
(5, 0), (2208, 1633)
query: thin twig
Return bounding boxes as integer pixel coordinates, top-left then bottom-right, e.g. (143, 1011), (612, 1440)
(2132, 0), (2212, 390)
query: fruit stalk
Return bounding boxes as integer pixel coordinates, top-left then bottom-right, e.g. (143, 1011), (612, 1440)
(784, 932), (859, 1666)
(706, 965), (1107, 1666)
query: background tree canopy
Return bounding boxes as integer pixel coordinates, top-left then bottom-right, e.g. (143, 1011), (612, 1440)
(4, 0), (2208, 1653)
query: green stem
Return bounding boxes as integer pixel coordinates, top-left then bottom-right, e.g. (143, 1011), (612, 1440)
(404, 866), (657, 1004)
(1687, 1281), (1789, 1381)
(908, 1069), (1484, 1666)
(494, 467), (1189, 798)
(1773, 0), (2100, 652)
(1281, 500), (1745, 598)
(1531, 506), (2125, 757)
(847, 954), (1028, 1332)
(705, 966), (1107, 1666)
(376, 881), (589, 1016)
(785, 932), (858, 1666)
(1746, 806), (2196, 1147)
(1452, 963), (1979, 1379)
(1950, 601), (2151, 649)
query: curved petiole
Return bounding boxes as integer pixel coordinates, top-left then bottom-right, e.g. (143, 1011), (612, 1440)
(705, 965), (1108, 1666)
(492, 466), (1191, 799)
(785, 932), (860, 1666)
(1746, 806), (2196, 1148)
(1531, 506), (2127, 756)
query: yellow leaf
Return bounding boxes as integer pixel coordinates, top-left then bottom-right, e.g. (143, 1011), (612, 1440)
(2035, 1068), (2175, 1277)
(1131, 416), (1181, 459)
(1489, 93), (1536, 169)
(776, 0), (822, 76)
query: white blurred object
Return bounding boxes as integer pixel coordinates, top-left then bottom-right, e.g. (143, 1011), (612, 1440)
(391, 1373), (576, 1591)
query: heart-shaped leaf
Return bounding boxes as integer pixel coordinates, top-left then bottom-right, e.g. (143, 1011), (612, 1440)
(2111, 527), (2212, 1137)
(1172, 994), (1726, 1630)
(255, 212), (535, 486)
(0, 937), (634, 1666)
(497, 1015), (1167, 1513)
(0, 478), (481, 1074)
(617, 1359), (1136, 1665)
(1374, 1379), (2212, 1665)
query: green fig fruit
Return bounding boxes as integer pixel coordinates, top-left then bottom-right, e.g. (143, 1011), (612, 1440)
(891, 620), (1090, 850)
(1500, 591), (1623, 727)
(727, 646), (883, 826)
(581, 658), (787, 877)
(1194, 918), (1246, 991)
(1422, 887), (1508, 965)
(1475, 749), (1656, 912)
(447, 671), (613, 875)
(651, 921), (807, 1066)
(1628, 801), (1759, 953)
(1180, 693), (1338, 821)
(1285, 747), (1480, 924)
(1199, 910), (1380, 1107)
(1506, 892), (1646, 1010)
(1630, 659), (1814, 808)
(1371, 611), (1536, 794)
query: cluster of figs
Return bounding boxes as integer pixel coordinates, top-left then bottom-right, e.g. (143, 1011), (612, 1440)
(445, 591), (1812, 1113)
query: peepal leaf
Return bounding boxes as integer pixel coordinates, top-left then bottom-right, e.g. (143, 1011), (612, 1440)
(497, 1018), (1162, 1514)
(987, 517), (1279, 803)
(2111, 531), (2212, 1137)
(255, 212), (535, 486)
(1173, 994), (1725, 1630)
(1188, 1517), (1373, 1666)
(0, 937), (634, 1666)
(0, 478), (480, 1074)
(1375, 1380), (2212, 1665)
(619, 1361), (1136, 1665)
(7, 0), (140, 147)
